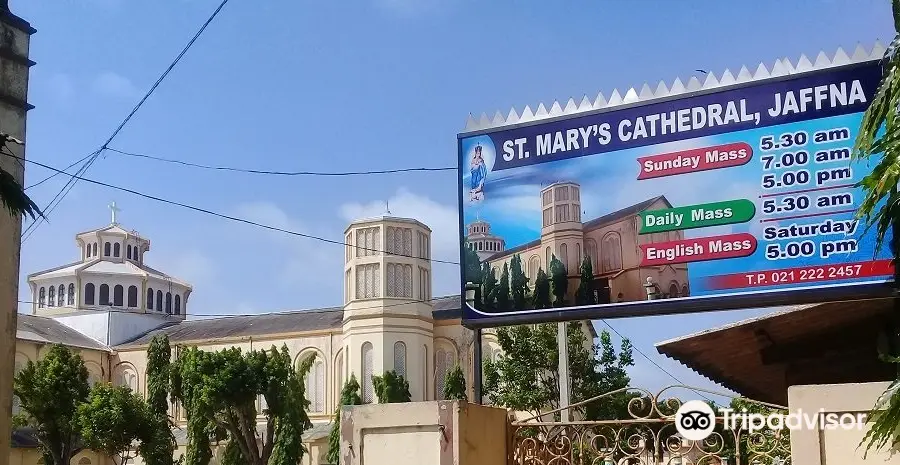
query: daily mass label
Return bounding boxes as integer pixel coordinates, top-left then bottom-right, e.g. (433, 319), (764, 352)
(459, 59), (891, 321)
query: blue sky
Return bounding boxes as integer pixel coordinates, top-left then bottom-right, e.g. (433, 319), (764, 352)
(12, 0), (893, 396)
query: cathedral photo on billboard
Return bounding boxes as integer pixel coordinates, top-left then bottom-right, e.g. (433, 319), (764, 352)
(464, 181), (690, 307)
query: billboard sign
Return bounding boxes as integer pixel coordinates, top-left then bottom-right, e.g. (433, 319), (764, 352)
(458, 54), (894, 327)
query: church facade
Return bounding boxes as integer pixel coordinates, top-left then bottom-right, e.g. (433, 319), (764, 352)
(10, 209), (596, 465)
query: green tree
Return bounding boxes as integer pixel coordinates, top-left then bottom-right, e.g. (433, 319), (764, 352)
(496, 262), (511, 311)
(76, 384), (148, 465)
(532, 268), (551, 309)
(13, 344), (90, 465)
(443, 364), (468, 401)
(373, 371), (411, 403)
(549, 254), (568, 307)
(326, 375), (362, 465)
(509, 254), (529, 310)
(140, 335), (180, 465)
(575, 256), (596, 306)
(718, 398), (790, 464)
(481, 263), (497, 311)
(0, 133), (42, 219)
(856, 1), (900, 457)
(484, 324), (634, 421)
(171, 345), (313, 465)
(463, 246), (483, 285)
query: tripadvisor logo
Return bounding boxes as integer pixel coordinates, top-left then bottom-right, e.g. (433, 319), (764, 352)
(674, 399), (868, 441)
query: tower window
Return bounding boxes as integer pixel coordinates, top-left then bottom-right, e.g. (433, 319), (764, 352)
(113, 243), (121, 257)
(104, 242), (111, 256)
(127, 244), (132, 259)
(38, 287), (46, 308)
(92, 243), (97, 257)
(361, 342), (374, 403)
(99, 284), (110, 306)
(84, 283), (95, 305)
(147, 288), (154, 310)
(113, 285), (124, 306)
(175, 295), (181, 315)
(57, 285), (64, 306)
(47, 286), (55, 307)
(165, 292), (172, 314)
(156, 290), (163, 313)
(127, 286), (138, 307)
(67, 284), (75, 305)
(393, 341), (407, 378)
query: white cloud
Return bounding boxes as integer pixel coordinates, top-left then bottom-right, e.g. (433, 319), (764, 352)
(92, 71), (138, 99)
(232, 201), (344, 294)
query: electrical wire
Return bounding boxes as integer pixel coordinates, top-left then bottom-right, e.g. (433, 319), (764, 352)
(599, 319), (716, 403)
(21, 0), (231, 241)
(25, 152), (96, 190)
(3, 151), (461, 265)
(105, 147), (456, 176)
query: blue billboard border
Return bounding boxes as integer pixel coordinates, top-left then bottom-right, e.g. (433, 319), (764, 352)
(457, 58), (892, 329)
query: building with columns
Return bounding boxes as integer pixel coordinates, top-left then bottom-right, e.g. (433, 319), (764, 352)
(9, 207), (596, 465)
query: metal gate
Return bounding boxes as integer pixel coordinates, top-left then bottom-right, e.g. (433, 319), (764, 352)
(507, 385), (791, 465)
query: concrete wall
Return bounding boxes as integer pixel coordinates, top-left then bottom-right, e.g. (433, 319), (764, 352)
(0, 6), (34, 460)
(789, 382), (900, 465)
(340, 400), (507, 465)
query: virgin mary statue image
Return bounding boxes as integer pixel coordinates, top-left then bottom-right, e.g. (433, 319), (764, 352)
(469, 144), (487, 202)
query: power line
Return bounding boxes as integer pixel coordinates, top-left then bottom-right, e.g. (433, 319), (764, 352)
(3, 151), (461, 265)
(22, 0), (231, 241)
(25, 152), (96, 190)
(599, 319), (715, 403)
(105, 147), (456, 176)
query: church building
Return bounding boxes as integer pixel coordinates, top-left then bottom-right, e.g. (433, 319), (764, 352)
(9, 206), (596, 465)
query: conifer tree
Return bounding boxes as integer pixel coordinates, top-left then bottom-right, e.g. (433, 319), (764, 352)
(443, 364), (468, 401)
(496, 263), (511, 311)
(481, 263), (497, 311)
(372, 371), (411, 403)
(509, 255), (529, 310)
(575, 256), (596, 306)
(326, 375), (362, 465)
(549, 254), (568, 307)
(532, 268), (551, 310)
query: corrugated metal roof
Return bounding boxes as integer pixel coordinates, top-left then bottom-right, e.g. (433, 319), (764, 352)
(16, 313), (110, 352)
(655, 299), (896, 404)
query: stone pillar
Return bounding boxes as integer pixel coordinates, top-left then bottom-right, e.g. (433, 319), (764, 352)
(0, 2), (34, 460)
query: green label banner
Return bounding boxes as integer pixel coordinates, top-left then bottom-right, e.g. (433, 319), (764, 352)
(638, 199), (756, 234)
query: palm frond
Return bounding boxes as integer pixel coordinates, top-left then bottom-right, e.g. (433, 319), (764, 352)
(0, 165), (42, 220)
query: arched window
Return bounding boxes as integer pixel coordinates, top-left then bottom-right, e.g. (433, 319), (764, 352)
(682, 284), (690, 297)
(361, 342), (374, 403)
(99, 284), (110, 306)
(560, 243), (569, 271)
(669, 283), (680, 298)
(156, 290), (163, 312)
(67, 284), (75, 305)
(127, 286), (138, 307)
(335, 351), (344, 398)
(576, 243), (582, 270)
(113, 285), (124, 306)
(104, 242), (111, 256)
(113, 243), (121, 257)
(84, 283), (95, 305)
(165, 292), (172, 314)
(545, 246), (551, 269)
(528, 255), (540, 282)
(147, 288), (154, 310)
(601, 233), (623, 273)
(114, 366), (138, 392)
(585, 239), (598, 269)
(126, 244), (132, 259)
(47, 286), (55, 307)
(57, 285), (65, 306)
(175, 295), (181, 315)
(422, 345), (429, 401)
(303, 354), (325, 413)
(38, 287), (45, 308)
(434, 348), (455, 400)
(393, 341), (407, 378)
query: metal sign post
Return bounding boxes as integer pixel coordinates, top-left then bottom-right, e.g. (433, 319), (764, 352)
(557, 321), (570, 422)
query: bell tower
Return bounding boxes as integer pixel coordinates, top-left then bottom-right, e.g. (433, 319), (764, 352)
(340, 214), (435, 403)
